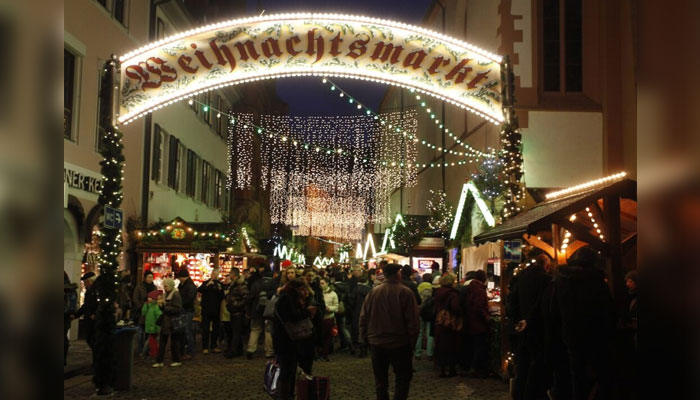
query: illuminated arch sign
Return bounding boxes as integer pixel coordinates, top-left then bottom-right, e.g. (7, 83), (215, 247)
(118, 13), (504, 125)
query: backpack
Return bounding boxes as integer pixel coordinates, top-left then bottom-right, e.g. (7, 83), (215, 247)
(420, 296), (436, 322)
(64, 284), (78, 314)
(256, 277), (274, 314)
(226, 284), (247, 313)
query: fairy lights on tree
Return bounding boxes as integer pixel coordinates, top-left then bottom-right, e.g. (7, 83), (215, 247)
(426, 190), (454, 239)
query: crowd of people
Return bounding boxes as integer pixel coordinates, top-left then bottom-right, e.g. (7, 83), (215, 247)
(507, 247), (639, 400)
(63, 245), (637, 400)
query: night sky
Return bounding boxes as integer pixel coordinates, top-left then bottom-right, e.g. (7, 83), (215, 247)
(245, 0), (433, 115)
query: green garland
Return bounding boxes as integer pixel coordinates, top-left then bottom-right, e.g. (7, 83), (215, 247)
(93, 57), (122, 393)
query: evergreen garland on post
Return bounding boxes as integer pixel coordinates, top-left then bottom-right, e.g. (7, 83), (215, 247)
(499, 56), (524, 220)
(93, 55), (123, 394)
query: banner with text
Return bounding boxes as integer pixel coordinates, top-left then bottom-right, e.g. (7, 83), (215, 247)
(119, 13), (503, 125)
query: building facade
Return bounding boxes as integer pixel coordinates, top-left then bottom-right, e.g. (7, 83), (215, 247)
(377, 0), (636, 232)
(65, 0), (283, 337)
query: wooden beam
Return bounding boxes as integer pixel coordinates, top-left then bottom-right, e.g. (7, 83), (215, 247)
(622, 232), (637, 254)
(522, 234), (555, 259)
(554, 217), (610, 255)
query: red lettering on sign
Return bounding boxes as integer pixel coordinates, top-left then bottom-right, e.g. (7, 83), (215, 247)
(178, 55), (198, 74)
(444, 58), (473, 84)
(330, 33), (343, 57)
(370, 42), (404, 64)
(467, 70), (491, 89)
(190, 43), (213, 69)
(234, 41), (260, 61)
(347, 34), (369, 59)
(125, 57), (177, 89)
(209, 40), (237, 72)
(261, 38), (283, 58)
(427, 56), (451, 75)
(286, 36), (301, 56)
(402, 50), (427, 69)
(305, 29), (324, 64)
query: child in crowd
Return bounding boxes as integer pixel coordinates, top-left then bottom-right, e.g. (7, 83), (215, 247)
(142, 290), (163, 360)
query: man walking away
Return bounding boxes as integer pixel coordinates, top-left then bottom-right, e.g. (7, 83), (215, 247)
(360, 264), (419, 400)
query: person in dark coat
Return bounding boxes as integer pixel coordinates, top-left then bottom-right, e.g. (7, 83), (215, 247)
(273, 279), (315, 400)
(302, 270), (325, 370)
(245, 265), (275, 358)
(332, 271), (353, 353)
(197, 268), (225, 354)
(510, 254), (553, 400)
(465, 269), (490, 377)
(64, 272), (78, 365)
(225, 271), (249, 358)
(73, 272), (98, 366)
(176, 268), (197, 359)
(131, 270), (156, 325)
(401, 265), (422, 306)
(458, 270), (477, 372)
(353, 274), (373, 357)
(433, 273), (462, 377)
(552, 247), (615, 400)
(116, 269), (133, 321)
(346, 265), (362, 349)
(153, 278), (183, 367)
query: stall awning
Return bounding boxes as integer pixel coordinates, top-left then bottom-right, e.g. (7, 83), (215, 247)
(474, 179), (636, 244)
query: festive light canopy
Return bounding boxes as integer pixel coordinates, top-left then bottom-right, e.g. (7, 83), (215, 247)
(228, 112), (418, 241)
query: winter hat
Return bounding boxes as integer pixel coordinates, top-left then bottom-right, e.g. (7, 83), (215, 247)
(144, 270), (154, 279)
(148, 290), (163, 300)
(81, 271), (96, 281)
(281, 260), (293, 268)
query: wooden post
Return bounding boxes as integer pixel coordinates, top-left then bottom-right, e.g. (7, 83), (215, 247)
(604, 195), (626, 316)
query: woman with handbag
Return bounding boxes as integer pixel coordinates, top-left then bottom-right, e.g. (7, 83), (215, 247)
(153, 278), (183, 368)
(433, 273), (463, 378)
(273, 279), (316, 400)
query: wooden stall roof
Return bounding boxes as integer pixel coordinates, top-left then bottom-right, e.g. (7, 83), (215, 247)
(474, 179), (636, 244)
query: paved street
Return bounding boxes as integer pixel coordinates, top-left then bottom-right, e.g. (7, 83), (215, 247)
(64, 340), (511, 399)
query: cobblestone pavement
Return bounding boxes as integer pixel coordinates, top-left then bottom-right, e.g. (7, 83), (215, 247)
(65, 344), (511, 400)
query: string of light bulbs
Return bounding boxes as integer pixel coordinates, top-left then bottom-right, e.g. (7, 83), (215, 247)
(188, 96), (472, 169)
(321, 77), (495, 159)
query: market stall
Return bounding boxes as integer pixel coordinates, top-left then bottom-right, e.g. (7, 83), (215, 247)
(133, 217), (262, 287)
(472, 174), (637, 378)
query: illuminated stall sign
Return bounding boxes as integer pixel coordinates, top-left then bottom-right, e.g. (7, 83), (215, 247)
(119, 13), (503, 125)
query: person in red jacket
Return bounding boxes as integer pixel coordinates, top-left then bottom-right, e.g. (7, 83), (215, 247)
(464, 269), (490, 377)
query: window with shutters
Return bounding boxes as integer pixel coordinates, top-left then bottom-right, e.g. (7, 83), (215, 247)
(201, 161), (211, 205)
(167, 135), (181, 191)
(185, 150), (198, 198)
(64, 49), (78, 141)
(541, 0), (582, 94)
(151, 124), (164, 182)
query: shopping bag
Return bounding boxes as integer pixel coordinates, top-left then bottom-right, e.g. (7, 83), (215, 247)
(296, 369), (330, 400)
(263, 358), (281, 397)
